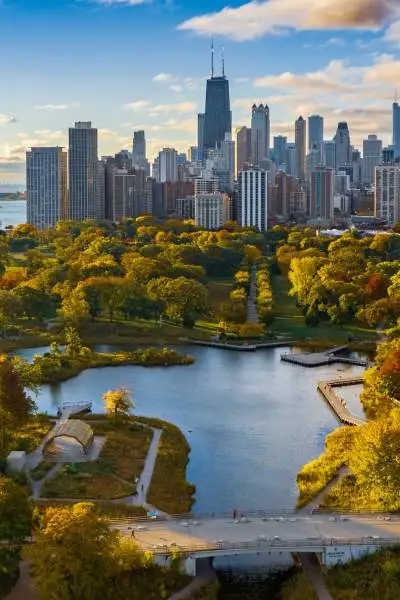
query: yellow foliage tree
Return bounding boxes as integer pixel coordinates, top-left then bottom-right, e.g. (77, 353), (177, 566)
(103, 387), (134, 423)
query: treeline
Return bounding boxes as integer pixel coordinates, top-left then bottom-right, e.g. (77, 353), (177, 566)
(0, 218), (267, 331)
(275, 229), (400, 330)
(297, 337), (400, 511)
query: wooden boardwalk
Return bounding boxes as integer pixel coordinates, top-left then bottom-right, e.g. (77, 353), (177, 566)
(317, 378), (366, 426)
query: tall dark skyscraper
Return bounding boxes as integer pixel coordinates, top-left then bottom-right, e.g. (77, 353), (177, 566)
(203, 45), (231, 156)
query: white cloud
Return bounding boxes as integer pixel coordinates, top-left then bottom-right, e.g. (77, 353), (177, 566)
(124, 100), (150, 110)
(125, 100), (196, 114)
(0, 114), (17, 125)
(93, 0), (148, 5)
(153, 73), (173, 82)
(178, 0), (397, 41)
(385, 20), (400, 45)
(169, 84), (183, 92)
(34, 102), (80, 111)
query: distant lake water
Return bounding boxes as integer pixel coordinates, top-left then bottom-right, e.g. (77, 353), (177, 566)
(0, 200), (26, 228)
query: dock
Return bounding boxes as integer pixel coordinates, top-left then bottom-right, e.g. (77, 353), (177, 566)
(281, 345), (368, 368)
(317, 377), (366, 426)
(59, 401), (92, 420)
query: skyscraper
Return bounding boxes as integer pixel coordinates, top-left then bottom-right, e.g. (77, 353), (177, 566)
(68, 121), (100, 220)
(295, 116), (306, 180)
(251, 104), (270, 166)
(310, 168), (334, 220)
(26, 147), (67, 229)
(375, 165), (400, 225)
(323, 141), (336, 169)
(132, 131), (146, 167)
(238, 169), (268, 231)
(197, 113), (205, 161)
(236, 126), (251, 173)
(308, 115), (324, 151)
(158, 148), (178, 183)
(334, 122), (351, 168)
(273, 136), (287, 166)
(362, 135), (382, 185)
(392, 101), (400, 158)
(203, 46), (231, 154)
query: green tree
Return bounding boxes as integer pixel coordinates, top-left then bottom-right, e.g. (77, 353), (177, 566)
(102, 387), (134, 423)
(64, 327), (83, 358)
(25, 503), (118, 600)
(148, 276), (209, 328)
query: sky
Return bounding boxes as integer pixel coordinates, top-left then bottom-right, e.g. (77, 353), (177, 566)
(1, 0), (400, 184)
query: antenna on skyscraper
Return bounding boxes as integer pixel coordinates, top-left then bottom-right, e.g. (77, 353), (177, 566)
(222, 47), (225, 78)
(211, 39), (214, 78)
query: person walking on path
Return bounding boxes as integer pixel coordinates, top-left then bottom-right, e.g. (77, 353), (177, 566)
(131, 529), (135, 538)
(233, 509), (237, 520)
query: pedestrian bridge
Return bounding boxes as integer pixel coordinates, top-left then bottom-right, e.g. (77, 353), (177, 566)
(110, 510), (400, 574)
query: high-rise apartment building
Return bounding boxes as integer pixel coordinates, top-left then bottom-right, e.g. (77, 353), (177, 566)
(68, 121), (100, 220)
(362, 135), (382, 185)
(286, 144), (298, 177)
(236, 126), (252, 173)
(203, 48), (231, 155)
(392, 102), (400, 159)
(158, 148), (178, 183)
(334, 122), (351, 168)
(109, 170), (135, 222)
(194, 193), (230, 229)
(26, 147), (67, 229)
(375, 165), (400, 225)
(310, 168), (334, 220)
(308, 115), (324, 151)
(295, 116), (306, 180)
(238, 169), (268, 231)
(251, 104), (270, 166)
(273, 136), (287, 166)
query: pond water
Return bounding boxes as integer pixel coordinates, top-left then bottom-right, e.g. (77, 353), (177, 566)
(16, 345), (365, 514)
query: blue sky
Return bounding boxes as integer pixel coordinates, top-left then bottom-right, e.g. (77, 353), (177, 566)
(1, 0), (400, 183)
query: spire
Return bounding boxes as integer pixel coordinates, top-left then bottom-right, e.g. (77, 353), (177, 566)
(211, 39), (214, 78)
(222, 46), (225, 78)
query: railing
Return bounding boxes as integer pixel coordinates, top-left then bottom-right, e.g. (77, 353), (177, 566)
(138, 536), (400, 556)
(60, 401), (92, 410)
(108, 507), (400, 524)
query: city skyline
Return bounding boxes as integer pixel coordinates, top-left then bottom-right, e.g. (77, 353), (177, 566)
(2, 0), (400, 183)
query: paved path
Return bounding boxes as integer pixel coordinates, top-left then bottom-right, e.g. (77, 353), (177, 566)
(299, 553), (333, 600)
(4, 562), (37, 600)
(168, 559), (216, 600)
(246, 267), (259, 324)
(298, 466), (350, 516)
(121, 427), (163, 510)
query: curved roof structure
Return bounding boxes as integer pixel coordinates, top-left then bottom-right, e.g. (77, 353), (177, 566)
(43, 419), (94, 455)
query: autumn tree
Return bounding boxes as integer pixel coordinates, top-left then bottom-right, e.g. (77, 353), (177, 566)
(148, 276), (209, 328)
(25, 503), (118, 600)
(59, 287), (89, 324)
(103, 387), (134, 423)
(0, 356), (34, 448)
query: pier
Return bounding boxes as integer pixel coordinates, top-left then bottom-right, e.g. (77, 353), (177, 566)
(317, 377), (365, 426)
(281, 346), (368, 368)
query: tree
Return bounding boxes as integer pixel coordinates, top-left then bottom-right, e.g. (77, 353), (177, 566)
(0, 356), (34, 426)
(0, 477), (32, 594)
(102, 387), (134, 423)
(350, 410), (400, 508)
(59, 287), (89, 324)
(148, 276), (209, 328)
(82, 277), (127, 322)
(25, 503), (119, 600)
(14, 286), (55, 321)
(64, 327), (83, 358)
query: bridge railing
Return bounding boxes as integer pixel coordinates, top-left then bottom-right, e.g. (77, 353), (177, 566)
(140, 536), (400, 556)
(108, 508), (400, 524)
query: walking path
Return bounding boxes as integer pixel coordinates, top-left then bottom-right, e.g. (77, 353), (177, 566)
(298, 466), (350, 515)
(4, 562), (37, 600)
(246, 267), (259, 324)
(299, 553), (333, 600)
(168, 559), (217, 600)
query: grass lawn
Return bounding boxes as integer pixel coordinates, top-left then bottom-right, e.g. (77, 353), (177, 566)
(41, 421), (153, 500)
(11, 415), (52, 454)
(136, 416), (195, 514)
(207, 278), (232, 320)
(270, 275), (377, 345)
